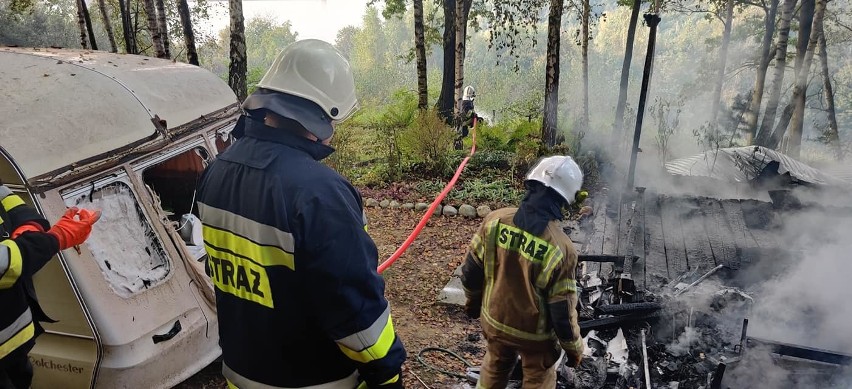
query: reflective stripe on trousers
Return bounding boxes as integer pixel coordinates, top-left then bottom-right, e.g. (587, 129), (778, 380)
(0, 308), (34, 359)
(223, 362), (359, 389)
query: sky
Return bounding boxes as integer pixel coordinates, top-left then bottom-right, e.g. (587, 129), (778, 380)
(196, 0), (374, 43)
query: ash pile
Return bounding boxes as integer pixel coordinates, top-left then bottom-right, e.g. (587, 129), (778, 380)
(542, 259), (849, 389)
(553, 260), (756, 389)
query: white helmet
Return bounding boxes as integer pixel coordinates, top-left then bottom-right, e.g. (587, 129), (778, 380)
(525, 156), (584, 204)
(463, 85), (476, 101)
(245, 39), (358, 139)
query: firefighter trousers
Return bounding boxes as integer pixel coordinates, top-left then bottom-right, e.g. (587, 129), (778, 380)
(0, 348), (33, 389)
(476, 332), (561, 389)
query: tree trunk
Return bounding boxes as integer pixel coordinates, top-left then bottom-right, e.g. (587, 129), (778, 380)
(176, 0), (198, 65)
(155, 0), (170, 58)
(453, 0), (464, 117)
(436, 0), (456, 122)
(612, 0), (641, 142)
(97, 0), (118, 52)
(142, 0), (166, 57)
(133, 0), (141, 53)
(784, 0), (823, 156)
(81, 0), (99, 50)
(581, 0), (590, 131)
(414, 0), (427, 109)
(792, 0), (815, 76)
(76, 0), (89, 49)
(817, 29), (840, 157)
(117, 0), (135, 53)
(542, 0), (564, 147)
(452, 0), (472, 118)
(710, 0), (735, 123)
(744, 0), (779, 143)
(755, 0), (797, 145)
(228, 0), (247, 102)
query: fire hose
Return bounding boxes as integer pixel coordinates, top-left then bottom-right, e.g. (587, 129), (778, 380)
(376, 117), (478, 274)
(416, 347), (478, 383)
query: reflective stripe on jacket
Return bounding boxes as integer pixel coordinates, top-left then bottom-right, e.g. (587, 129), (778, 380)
(461, 207), (582, 354)
(0, 186), (58, 360)
(196, 118), (405, 388)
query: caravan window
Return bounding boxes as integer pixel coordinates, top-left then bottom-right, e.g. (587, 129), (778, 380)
(140, 147), (209, 262)
(83, 181), (171, 297)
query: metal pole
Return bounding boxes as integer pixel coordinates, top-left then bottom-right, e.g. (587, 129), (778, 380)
(710, 362), (727, 389)
(738, 318), (749, 355)
(641, 329), (652, 389)
(626, 13), (662, 191)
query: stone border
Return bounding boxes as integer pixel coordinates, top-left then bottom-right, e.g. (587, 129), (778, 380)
(364, 198), (492, 218)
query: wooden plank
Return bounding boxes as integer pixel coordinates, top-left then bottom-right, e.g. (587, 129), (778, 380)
(739, 199), (782, 249)
(659, 195), (689, 277)
(697, 198), (740, 269)
(678, 198), (716, 272)
(602, 194), (620, 254)
(599, 193), (622, 278)
(719, 200), (759, 250)
(616, 197), (636, 263)
(581, 196), (608, 274)
(643, 193), (669, 285)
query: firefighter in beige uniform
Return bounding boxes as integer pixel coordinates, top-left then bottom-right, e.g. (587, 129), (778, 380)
(461, 156), (585, 388)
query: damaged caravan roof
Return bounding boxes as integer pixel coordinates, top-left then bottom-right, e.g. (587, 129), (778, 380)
(665, 146), (850, 187)
(0, 47), (238, 183)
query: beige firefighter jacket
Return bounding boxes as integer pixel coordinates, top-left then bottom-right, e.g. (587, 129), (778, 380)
(461, 207), (583, 356)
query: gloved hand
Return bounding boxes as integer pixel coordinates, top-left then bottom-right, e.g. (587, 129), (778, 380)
(567, 352), (583, 368)
(574, 190), (589, 205)
(11, 221), (45, 238)
(48, 207), (101, 251)
(561, 339), (585, 368)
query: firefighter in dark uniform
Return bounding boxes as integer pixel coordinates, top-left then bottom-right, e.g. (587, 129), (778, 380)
(454, 85), (479, 150)
(0, 185), (100, 388)
(196, 39), (406, 389)
(461, 156), (586, 388)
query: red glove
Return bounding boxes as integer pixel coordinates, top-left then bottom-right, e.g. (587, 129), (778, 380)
(11, 221), (45, 238)
(48, 207), (101, 251)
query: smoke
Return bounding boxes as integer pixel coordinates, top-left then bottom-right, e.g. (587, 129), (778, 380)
(724, 198), (852, 387)
(747, 211), (852, 353)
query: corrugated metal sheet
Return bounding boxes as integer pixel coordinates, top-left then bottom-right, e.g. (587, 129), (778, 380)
(665, 146), (851, 187)
(0, 48), (237, 179)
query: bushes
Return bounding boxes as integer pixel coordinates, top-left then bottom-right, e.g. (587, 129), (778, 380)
(401, 108), (456, 176)
(329, 89), (597, 207)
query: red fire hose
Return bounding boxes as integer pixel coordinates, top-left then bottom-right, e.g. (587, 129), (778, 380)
(377, 117), (478, 274)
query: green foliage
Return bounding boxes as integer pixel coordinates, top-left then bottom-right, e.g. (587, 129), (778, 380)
(401, 108), (457, 176)
(472, 122), (512, 151)
(196, 15), (297, 88)
(245, 17), (298, 71)
(414, 174), (524, 207)
(649, 96), (685, 166)
(325, 122), (359, 180)
(0, 0), (79, 48)
(365, 90), (419, 181)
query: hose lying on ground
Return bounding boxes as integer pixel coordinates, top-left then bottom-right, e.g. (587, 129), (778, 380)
(416, 347), (476, 381)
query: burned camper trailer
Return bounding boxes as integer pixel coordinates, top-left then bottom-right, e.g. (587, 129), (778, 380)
(0, 47), (239, 388)
(562, 147), (852, 388)
(440, 148), (852, 388)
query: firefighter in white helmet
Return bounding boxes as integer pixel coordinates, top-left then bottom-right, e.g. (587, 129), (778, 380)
(196, 39), (406, 389)
(455, 85), (479, 150)
(461, 155), (585, 388)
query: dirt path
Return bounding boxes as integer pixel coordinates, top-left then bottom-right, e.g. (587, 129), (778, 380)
(177, 207), (487, 388)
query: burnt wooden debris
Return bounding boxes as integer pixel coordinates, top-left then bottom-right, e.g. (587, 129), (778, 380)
(579, 189), (783, 293)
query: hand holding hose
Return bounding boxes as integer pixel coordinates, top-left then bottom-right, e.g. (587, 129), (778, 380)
(48, 207), (101, 251)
